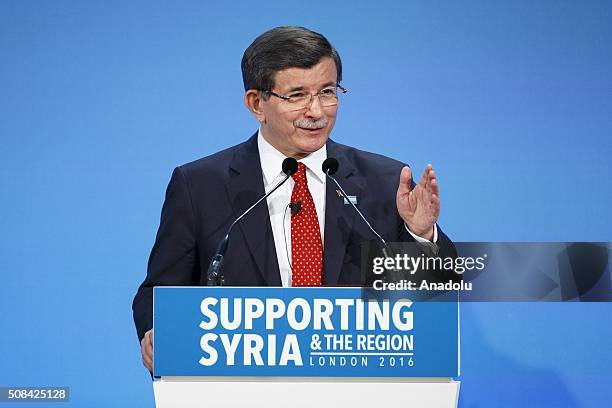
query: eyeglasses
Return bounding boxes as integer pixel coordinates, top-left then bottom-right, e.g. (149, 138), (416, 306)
(263, 84), (348, 111)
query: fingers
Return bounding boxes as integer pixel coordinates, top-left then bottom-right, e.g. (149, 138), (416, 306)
(428, 169), (441, 218)
(422, 164), (439, 198)
(419, 164), (430, 189)
(398, 164), (440, 216)
(427, 168), (440, 198)
(400, 165), (438, 195)
(431, 190), (440, 215)
(141, 329), (154, 372)
(420, 165), (440, 218)
(431, 190), (440, 206)
(397, 166), (412, 195)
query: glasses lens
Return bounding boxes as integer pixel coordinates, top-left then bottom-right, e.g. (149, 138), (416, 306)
(283, 89), (341, 111)
(319, 93), (338, 107)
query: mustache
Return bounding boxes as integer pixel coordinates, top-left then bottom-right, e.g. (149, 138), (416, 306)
(293, 118), (329, 129)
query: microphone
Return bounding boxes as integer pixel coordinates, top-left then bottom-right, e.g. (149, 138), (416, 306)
(322, 157), (339, 175)
(289, 201), (302, 215)
(207, 157), (299, 286)
(322, 158), (394, 260)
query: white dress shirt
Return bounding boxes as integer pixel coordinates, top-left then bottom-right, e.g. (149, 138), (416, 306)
(257, 129), (437, 287)
(258, 130), (327, 287)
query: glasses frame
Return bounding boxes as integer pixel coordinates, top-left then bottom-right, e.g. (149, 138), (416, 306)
(262, 84), (348, 110)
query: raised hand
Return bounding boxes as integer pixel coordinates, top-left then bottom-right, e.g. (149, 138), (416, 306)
(396, 164), (440, 241)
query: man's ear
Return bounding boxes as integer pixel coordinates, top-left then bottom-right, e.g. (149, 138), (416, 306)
(244, 90), (266, 123)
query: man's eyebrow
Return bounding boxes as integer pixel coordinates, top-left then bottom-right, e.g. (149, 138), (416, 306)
(284, 82), (337, 93)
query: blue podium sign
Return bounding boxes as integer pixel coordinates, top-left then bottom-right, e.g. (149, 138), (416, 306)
(153, 287), (458, 378)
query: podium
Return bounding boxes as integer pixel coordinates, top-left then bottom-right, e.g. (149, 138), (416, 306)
(152, 287), (460, 407)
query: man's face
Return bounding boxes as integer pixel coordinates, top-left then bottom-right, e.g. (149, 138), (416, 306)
(258, 57), (338, 159)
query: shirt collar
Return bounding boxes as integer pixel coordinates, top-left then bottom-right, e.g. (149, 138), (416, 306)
(257, 128), (327, 186)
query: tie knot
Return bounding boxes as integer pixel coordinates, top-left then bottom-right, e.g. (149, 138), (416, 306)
(292, 162), (308, 185)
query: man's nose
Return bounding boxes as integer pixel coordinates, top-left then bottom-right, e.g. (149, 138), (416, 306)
(304, 94), (324, 118)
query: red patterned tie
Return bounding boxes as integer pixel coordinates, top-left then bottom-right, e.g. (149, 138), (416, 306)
(291, 162), (323, 286)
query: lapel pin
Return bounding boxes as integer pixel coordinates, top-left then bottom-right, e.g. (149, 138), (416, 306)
(343, 195), (358, 205)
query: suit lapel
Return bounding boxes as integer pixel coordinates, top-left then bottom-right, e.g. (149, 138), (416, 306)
(323, 140), (361, 285)
(225, 133), (282, 286)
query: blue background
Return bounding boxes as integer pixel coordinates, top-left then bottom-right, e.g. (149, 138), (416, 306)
(0, 0), (610, 406)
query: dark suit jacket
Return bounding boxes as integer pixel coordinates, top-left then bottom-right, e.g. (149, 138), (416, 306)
(132, 133), (456, 341)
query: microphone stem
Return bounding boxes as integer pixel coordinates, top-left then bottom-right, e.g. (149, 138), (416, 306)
(228, 173), (290, 235)
(325, 172), (392, 256)
(207, 173), (292, 286)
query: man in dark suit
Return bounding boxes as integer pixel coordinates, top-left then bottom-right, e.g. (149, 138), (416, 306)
(133, 26), (456, 372)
